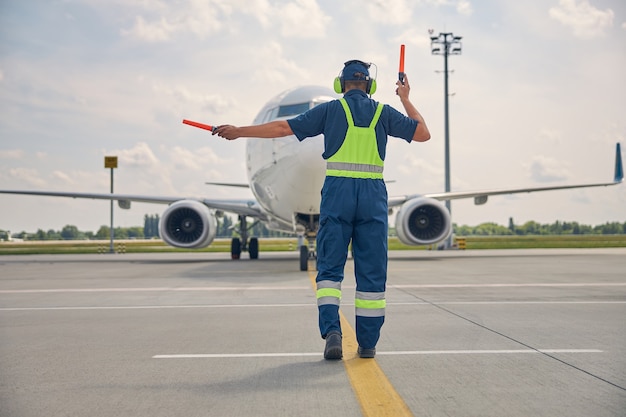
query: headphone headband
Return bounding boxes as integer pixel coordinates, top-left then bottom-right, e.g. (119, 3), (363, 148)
(334, 60), (377, 95)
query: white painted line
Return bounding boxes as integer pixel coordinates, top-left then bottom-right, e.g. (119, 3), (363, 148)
(0, 303), (313, 311)
(393, 301), (626, 306)
(378, 349), (604, 356)
(390, 283), (626, 289)
(0, 286), (310, 294)
(1, 282), (625, 294)
(1, 301), (624, 312)
(154, 353), (321, 359)
(153, 349), (603, 359)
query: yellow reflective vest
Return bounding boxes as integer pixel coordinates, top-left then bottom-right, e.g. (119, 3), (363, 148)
(326, 98), (384, 179)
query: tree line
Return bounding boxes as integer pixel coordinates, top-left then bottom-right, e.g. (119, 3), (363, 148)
(454, 218), (626, 236)
(2, 215), (625, 241)
(2, 214), (293, 241)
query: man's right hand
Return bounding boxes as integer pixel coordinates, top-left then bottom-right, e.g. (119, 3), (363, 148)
(213, 125), (241, 140)
(396, 74), (411, 100)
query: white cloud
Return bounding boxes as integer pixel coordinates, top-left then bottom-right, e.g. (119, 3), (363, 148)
(170, 146), (223, 172)
(456, 0), (473, 16)
(122, 16), (175, 42)
(393, 28), (432, 50)
(538, 128), (563, 144)
(119, 0), (330, 42)
(549, 0), (614, 39)
(422, 0), (473, 16)
(52, 170), (76, 185)
(278, 0), (332, 38)
(120, 0), (226, 42)
(112, 142), (160, 168)
(252, 42), (310, 84)
(366, 0), (412, 25)
(8, 168), (47, 187)
(0, 69), (4, 82)
(526, 155), (571, 183)
(0, 149), (24, 160)
(149, 80), (235, 114)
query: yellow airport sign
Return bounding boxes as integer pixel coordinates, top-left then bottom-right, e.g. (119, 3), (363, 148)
(104, 156), (118, 169)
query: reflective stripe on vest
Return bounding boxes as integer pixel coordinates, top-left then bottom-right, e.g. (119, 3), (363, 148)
(317, 280), (342, 307)
(326, 99), (385, 179)
(355, 291), (386, 318)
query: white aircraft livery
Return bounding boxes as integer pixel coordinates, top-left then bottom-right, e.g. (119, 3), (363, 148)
(0, 86), (623, 270)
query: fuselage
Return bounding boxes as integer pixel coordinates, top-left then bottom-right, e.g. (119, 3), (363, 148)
(245, 86), (337, 234)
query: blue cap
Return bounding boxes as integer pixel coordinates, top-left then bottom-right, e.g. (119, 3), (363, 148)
(342, 60), (371, 81)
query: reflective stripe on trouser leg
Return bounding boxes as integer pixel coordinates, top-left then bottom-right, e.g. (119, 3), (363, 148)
(355, 291), (386, 349)
(317, 280), (342, 338)
(355, 291), (386, 317)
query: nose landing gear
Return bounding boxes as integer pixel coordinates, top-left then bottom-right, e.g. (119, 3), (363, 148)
(299, 233), (316, 271)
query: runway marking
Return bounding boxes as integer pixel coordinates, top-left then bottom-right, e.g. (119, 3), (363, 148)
(377, 349), (603, 355)
(0, 286), (310, 294)
(0, 304), (314, 311)
(390, 283), (626, 289)
(1, 282), (625, 294)
(152, 349), (603, 359)
(392, 301), (626, 306)
(1, 300), (624, 312)
(307, 270), (414, 417)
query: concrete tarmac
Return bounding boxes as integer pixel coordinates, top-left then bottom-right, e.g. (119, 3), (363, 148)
(0, 249), (625, 417)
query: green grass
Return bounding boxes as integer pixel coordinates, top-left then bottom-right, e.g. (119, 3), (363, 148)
(1, 235), (625, 255)
(456, 235), (626, 249)
(0, 238), (301, 255)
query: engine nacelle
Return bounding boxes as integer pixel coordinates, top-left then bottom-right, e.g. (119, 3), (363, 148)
(395, 197), (451, 246)
(159, 200), (217, 249)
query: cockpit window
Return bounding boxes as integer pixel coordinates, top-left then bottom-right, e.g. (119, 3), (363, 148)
(277, 102), (310, 117)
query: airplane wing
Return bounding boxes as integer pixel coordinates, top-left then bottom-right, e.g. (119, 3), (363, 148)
(205, 182), (250, 188)
(389, 142), (623, 208)
(0, 190), (265, 218)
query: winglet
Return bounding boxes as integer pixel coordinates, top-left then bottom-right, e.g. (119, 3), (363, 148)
(615, 143), (624, 183)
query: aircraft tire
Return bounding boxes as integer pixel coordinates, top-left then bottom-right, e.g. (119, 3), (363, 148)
(231, 237), (241, 260)
(249, 237), (259, 259)
(299, 245), (308, 271)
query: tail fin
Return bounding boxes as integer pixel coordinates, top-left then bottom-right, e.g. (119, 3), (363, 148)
(615, 143), (624, 183)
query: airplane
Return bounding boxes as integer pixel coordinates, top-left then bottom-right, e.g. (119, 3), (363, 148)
(0, 85), (623, 271)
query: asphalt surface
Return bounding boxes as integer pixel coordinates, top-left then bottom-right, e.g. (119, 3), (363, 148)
(1, 249), (625, 416)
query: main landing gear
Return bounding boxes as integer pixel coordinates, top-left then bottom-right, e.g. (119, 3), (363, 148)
(230, 215), (259, 260)
(299, 232), (317, 271)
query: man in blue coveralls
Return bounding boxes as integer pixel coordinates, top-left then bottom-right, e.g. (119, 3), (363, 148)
(214, 60), (430, 360)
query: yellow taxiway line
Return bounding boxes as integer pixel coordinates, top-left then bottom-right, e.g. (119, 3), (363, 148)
(308, 267), (413, 417)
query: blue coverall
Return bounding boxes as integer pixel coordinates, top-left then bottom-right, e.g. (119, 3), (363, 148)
(288, 89), (418, 350)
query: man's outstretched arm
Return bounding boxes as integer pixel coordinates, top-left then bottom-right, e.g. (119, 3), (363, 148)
(213, 121), (293, 140)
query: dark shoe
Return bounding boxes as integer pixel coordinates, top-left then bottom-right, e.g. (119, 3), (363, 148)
(357, 346), (376, 358)
(324, 331), (342, 360)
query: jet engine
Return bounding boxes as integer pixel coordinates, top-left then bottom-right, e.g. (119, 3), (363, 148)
(395, 197), (451, 246)
(159, 200), (217, 249)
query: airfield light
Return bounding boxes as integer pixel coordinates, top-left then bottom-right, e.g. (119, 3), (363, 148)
(430, 31), (462, 249)
(104, 156), (118, 254)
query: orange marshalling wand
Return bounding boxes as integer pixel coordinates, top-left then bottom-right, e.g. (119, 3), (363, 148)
(182, 119), (217, 132)
(398, 44), (406, 85)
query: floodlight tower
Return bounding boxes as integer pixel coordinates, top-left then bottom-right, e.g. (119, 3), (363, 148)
(430, 31), (462, 249)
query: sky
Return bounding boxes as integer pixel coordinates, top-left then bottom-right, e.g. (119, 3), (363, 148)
(0, 0), (625, 234)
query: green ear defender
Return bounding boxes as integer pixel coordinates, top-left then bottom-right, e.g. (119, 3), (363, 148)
(333, 77), (343, 94)
(333, 76), (377, 94)
(368, 79), (377, 95)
